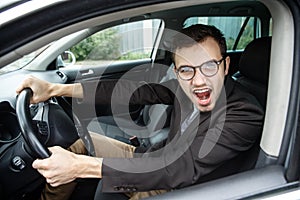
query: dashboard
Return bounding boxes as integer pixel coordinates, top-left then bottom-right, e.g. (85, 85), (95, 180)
(0, 69), (69, 198)
(0, 69), (68, 108)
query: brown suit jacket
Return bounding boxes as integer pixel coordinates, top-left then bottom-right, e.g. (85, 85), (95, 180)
(81, 77), (264, 192)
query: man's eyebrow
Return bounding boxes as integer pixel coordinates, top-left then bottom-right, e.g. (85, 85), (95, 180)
(178, 65), (193, 67)
(177, 59), (218, 68)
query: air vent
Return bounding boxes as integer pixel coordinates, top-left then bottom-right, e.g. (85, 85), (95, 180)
(56, 70), (67, 81)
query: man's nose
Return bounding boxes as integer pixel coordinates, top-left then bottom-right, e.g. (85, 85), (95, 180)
(192, 68), (206, 85)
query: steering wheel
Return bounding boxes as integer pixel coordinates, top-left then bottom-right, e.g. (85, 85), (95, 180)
(16, 88), (95, 159)
(16, 88), (50, 158)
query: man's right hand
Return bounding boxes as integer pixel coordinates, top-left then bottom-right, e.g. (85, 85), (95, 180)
(16, 75), (57, 104)
(16, 75), (84, 104)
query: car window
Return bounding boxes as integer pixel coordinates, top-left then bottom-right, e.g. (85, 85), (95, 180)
(184, 16), (261, 51)
(269, 18), (273, 36)
(68, 19), (163, 67)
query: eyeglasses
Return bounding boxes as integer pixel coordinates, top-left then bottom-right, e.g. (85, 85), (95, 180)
(175, 58), (225, 81)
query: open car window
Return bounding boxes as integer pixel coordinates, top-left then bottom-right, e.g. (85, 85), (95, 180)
(64, 19), (163, 68)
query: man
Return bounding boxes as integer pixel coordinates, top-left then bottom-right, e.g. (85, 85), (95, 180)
(16, 24), (264, 199)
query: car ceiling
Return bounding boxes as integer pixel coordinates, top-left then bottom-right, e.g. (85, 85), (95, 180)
(152, 1), (270, 29)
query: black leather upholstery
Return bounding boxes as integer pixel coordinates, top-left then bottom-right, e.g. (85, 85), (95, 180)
(233, 36), (271, 108)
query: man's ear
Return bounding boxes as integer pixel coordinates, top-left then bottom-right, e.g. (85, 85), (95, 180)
(173, 63), (177, 75)
(224, 56), (230, 75)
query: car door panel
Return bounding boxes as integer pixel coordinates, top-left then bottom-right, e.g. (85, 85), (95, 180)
(60, 58), (152, 120)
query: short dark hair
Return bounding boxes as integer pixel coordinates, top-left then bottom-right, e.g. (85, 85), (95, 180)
(171, 24), (227, 62)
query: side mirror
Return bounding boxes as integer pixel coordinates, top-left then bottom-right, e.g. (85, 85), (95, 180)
(56, 50), (76, 68)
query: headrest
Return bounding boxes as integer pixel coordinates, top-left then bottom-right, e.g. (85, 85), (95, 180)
(238, 37), (271, 85)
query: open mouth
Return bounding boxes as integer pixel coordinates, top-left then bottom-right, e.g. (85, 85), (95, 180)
(194, 88), (212, 106)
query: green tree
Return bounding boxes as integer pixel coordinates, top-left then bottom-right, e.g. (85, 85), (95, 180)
(70, 28), (121, 61)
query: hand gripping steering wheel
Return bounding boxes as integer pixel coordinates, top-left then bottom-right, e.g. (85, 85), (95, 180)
(16, 88), (96, 159)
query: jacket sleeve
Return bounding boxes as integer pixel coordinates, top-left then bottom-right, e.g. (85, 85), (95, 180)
(80, 79), (176, 106)
(100, 93), (264, 192)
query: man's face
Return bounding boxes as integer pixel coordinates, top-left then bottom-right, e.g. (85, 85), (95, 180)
(174, 37), (230, 112)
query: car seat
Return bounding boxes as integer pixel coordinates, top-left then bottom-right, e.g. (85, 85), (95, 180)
(87, 65), (176, 147)
(229, 36), (271, 172)
(233, 36), (271, 108)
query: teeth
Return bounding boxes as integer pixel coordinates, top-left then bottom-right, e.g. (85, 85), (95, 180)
(194, 89), (210, 93)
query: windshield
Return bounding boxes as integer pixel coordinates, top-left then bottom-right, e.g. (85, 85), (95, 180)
(0, 44), (50, 74)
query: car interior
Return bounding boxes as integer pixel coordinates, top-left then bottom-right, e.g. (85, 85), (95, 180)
(0, 0), (299, 199)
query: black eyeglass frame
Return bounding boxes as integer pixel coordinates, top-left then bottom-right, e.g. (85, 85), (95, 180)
(175, 57), (226, 81)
